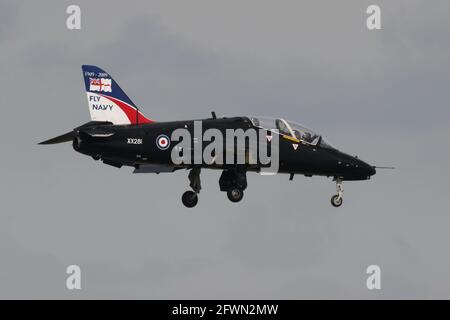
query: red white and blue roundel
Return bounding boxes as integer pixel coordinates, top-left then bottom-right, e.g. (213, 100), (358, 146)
(156, 134), (170, 150)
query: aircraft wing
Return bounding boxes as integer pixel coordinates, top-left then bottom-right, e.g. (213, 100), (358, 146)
(133, 164), (176, 174)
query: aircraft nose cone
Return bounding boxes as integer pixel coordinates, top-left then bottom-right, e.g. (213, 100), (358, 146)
(357, 159), (376, 177)
(335, 151), (376, 180)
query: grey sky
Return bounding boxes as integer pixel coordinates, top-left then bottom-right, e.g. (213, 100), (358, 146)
(0, 0), (449, 298)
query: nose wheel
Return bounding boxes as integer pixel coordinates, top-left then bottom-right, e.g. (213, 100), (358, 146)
(331, 194), (343, 207)
(331, 177), (343, 207)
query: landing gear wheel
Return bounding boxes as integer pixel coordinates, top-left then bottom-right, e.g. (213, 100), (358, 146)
(182, 191), (198, 208)
(227, 188), (244, 203)
(331, 195), (343, 207)
(330, 177), (344, 208)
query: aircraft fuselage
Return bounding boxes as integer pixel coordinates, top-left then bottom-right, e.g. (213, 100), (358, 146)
(73, 116), (375, 181)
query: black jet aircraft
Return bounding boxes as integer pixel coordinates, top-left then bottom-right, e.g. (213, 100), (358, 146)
(40, 65), (380, 208)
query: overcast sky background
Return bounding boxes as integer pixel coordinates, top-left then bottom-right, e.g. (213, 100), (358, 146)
(0, 0), (449, 299)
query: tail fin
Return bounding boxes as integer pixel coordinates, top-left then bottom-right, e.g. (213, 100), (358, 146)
(81, 65), (154, 125)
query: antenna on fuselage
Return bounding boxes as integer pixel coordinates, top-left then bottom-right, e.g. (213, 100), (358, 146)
(211, 111), (217, 119)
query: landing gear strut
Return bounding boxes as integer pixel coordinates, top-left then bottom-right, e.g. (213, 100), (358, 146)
(331, 177), (343, 207)
(220, 167), (247, 203)
(181, 167), (201, 208)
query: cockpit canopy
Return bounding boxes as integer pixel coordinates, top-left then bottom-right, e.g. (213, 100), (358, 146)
(249, 116), (334, 148)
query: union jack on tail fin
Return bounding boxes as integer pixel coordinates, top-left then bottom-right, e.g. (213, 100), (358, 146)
(81, 65), (154, 125)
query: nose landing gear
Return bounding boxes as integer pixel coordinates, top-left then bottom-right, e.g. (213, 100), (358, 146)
(331, 177), (343, 207)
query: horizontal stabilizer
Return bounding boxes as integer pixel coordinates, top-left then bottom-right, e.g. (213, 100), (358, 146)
(38, 131), (75, 145)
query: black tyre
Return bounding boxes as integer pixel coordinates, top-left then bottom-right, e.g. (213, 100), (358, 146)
(331, 194), (343, 207)
(227, 188), (244, 203)
(182, 191), (198, 208)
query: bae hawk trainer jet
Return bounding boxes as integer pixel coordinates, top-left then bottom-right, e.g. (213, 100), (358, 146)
(40, 65), (380, 208)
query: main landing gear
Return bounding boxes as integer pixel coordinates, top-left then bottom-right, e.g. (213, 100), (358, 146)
(220, 167), (247, 204)
(331, 177), (343, 207)
(181, 190), (198, 208)
(227, 188), (244, 202)
(181, 167), (248, 208)
(181, 167), (201, 208)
